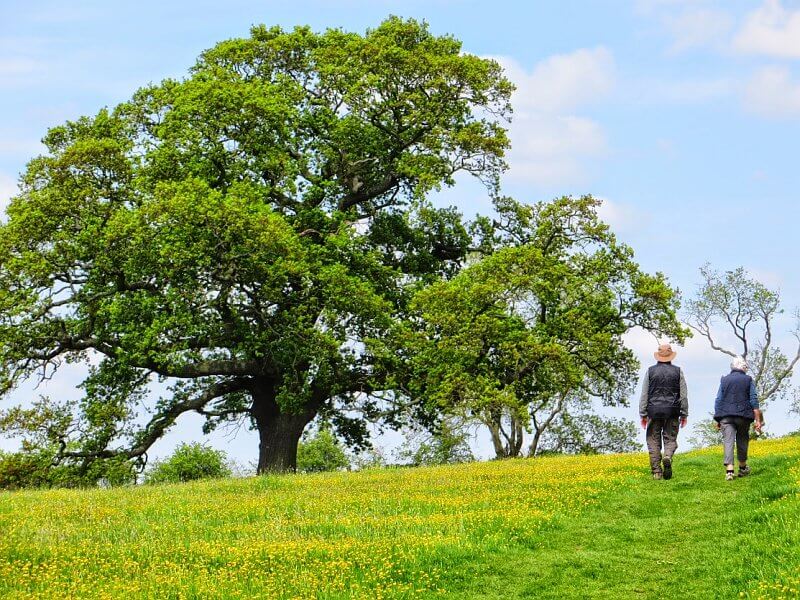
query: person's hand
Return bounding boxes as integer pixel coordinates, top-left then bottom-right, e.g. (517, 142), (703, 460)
(754, 421), (763, 434)
(641, 417), (648, 429)
(680, 417), (688, 429)
(714, 421), (721, 430)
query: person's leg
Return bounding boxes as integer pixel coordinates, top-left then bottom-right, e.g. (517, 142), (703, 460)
(646, 418), (665, 477)
(735, 417), (751, 475)
(720, 418), (736, 480)
(662, 417), (680, 479)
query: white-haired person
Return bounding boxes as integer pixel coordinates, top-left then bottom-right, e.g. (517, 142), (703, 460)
(713, 356), (764, 481)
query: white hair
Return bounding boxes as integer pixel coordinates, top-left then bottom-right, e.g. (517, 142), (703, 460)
(731, 356), (748, 372)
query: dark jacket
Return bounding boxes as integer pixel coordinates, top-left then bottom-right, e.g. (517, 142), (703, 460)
(714, 369), (758, 422)
(644, 362), (682, 419)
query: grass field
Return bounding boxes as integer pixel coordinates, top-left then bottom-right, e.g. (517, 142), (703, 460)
(1, 437), (799, 599)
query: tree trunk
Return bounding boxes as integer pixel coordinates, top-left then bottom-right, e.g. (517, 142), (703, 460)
(251, 381), (318, 474)
(529, 426), (544, 457)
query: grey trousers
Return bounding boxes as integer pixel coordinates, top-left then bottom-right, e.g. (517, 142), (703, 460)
(720, 416), (751, 465)
(646, 417), (680, 474)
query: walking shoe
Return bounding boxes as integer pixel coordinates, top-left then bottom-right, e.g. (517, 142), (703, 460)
(738, 465), (751, 477)
(662, 458), (673, 480)
(725, 470), (735, 481)
(653, 472), (663, 480)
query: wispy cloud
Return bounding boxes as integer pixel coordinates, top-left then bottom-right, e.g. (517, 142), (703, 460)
(496, 47), (615, 113)
(490, 48), (614, 186)
(597, 198), (648, 234)
(734, 0), (800, 59)
(0, 172), (20, 221)
(663, 8), (733, 54)
(744, 66), (800, 117)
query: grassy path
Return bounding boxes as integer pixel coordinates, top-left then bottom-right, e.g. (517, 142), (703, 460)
(443, 441), (800, 599)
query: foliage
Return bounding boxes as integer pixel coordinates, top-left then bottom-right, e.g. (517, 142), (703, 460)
(296, 425), (350, 473)
(536, 408), (641, 455)
(0, 17), (512, 473)
(0, 447), (134, 490)
(687, 264), (800, 409)
(144, 442), (230, 484)
(396, 419), (475, 466)
(349, 446), (388, 470)
(401, 196), (688, 458)
(687, 416), (724, 449)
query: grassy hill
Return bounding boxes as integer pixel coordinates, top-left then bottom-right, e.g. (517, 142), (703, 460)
(2, 437), (800, 599)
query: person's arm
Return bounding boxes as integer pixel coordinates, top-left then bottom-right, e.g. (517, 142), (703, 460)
(679, 369), (688, 427)
(713, 380), (723, 429)
(639, 369), (649, 428)
(750, 380), (763, 432)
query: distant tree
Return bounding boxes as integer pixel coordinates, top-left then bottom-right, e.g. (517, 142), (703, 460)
(396, 419), (474, 466)
(687, 415), (723, 449)
(349, 445), (388, 471)
(687, 265), (800, 438)
(0, 397), (135, 489)
(402, 196), (687, 459)
(0, 18), (512, 474)
(296, 426), (350, 473)
(687, 265), (800, 408)
(536, 398), (641, 456)
(145, 442), (230, 484)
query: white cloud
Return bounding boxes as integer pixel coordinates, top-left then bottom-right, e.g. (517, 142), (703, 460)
(505, 114), (608, 186)
(494, 48), (614, 114)
(0, 173), (19, 219)
(743, 66), (800, 117)
(596, 198), (646, 233)
(734, 0), (800, 59)
(663, 8), (734, 53)
(491, 50), (614, 186)
(636, 77), (735, 104)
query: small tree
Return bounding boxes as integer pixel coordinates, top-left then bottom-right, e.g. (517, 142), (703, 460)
(296, 426), (350, 473)
(145, 442), (230, 484)
(396, 419), (474, 466)
(535, 399), (641, 456)
(687, 265), (800, 408)
(687, 265), (800, 436)
(687, 415), (723, 449)
(402, 196), (687, 459)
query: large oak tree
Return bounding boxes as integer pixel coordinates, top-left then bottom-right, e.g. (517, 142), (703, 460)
(0, 18), (512, 473)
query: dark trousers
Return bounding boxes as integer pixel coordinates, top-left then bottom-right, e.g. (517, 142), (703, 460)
(720, 416), (751, 465)
(646, 417), (680, 474)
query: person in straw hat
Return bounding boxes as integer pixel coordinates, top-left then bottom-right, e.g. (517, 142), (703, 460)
(638, 342), (688, 480)
(713, 355), (763, 481)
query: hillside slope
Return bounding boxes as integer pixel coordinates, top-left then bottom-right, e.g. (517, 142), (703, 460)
(1, 437), (799, 599)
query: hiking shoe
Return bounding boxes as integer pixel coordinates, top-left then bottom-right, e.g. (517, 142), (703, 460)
(653, 472), (663, 480)
(663, 458), (673, 480)
(725, 470), (735, 481)
(738, 465), (751, 477)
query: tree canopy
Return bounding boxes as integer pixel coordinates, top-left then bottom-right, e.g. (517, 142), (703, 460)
(0, 17), (512, 474)
(399, 196), (687, 458)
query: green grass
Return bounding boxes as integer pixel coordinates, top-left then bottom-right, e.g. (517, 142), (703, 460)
(1, 437), (800, 599)
(442, 440), (800, 599)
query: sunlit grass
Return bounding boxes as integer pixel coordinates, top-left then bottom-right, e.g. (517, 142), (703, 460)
(0, 451), (642, 599)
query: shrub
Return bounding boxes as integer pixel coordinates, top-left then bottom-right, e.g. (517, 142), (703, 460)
(296, 427), (349, 473)
(0, 450), (136, 490)
(145, 443), (230, 484)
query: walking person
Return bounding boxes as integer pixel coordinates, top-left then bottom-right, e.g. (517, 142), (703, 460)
(714, 356), (764, 481)
(639, 342), (689, 480)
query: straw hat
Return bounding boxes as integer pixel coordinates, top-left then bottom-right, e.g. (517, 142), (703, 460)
(654, 343), (677, 363)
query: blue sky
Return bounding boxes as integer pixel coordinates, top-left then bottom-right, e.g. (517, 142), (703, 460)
(2, 0), (800, 464)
